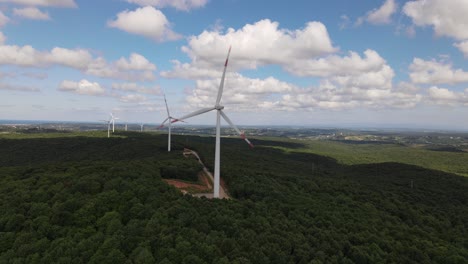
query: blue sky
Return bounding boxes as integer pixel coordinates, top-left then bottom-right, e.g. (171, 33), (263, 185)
(1, 0), (468, 130)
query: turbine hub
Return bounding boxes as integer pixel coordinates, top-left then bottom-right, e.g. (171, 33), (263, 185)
(215, 105), (224, 110)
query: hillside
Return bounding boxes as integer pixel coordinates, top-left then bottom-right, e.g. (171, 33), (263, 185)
(0, 131), (467, 263)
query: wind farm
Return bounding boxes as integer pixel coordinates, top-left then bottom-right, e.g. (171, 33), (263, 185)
(1, 0), (468, 262)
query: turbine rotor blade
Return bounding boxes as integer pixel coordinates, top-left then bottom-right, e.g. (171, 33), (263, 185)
(163, 93), (171, 117)
(159, 117), (169, 128)
(215, 46), (231, 106)
(172, 107), (216, 123)
(220, 110), (254, 148)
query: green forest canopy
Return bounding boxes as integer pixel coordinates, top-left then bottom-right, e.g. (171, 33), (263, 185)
(0, 131), (467, 263)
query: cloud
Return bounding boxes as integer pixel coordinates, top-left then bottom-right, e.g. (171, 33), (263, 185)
(112, 82), (161, 95)
(403, 0), (468, 40)
(162, 19), (337, 80)
(366, 0), (397, 25)
(116, 53), (156, 71)
(126, 0), (208, 11)
(161, 60), (221, 79)
(0, 32), (5, 44)
(409, 58), (468, 84)
(161, 19), (421, 112)
(181, 19), (336, 70)
(339, 15), (351, 30)
(85, 57), (156, 81)
(427, 86), (467, 105)
(108, 6), (181, 41)
(274, 83), (421, 111)
(428, 86), (459, 101)
(185, 74), (296, 109)
(58, 79), (105, 96)
(0, 44), (156, 81)
(454, 41), (468, 58)
(119, 94), (147, 103)
(0, 45), (40, 66)
(355, 0), (397, 26)
(182, 68), (419, 113)
(0, 0), (77, 7)
(284, 49), (390, 78)
(13, 7), (50, 20)
(0, 82), (39, 92)
(0, 11), (9, 28)
(22, 71), (47, 79)
(47, 47), (93, 69)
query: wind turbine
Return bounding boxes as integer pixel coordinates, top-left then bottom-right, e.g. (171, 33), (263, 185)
(159, 92), (174, 152)
(172, 47), (254, 198)
(99, 118), (111, 138)
(110, 113), (119, 133)
(140, 123), (144, 132)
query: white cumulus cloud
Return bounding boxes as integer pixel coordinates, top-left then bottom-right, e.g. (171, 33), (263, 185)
(162, 19), (421, 112)
(116, 53), (156, 71)
(284, 49), (389, 77)
(47, 47), (93, 69)
(0, 0), (77, 7)
(0, 45), (40, 66)
(0, 11), (9, 28)
(180, 19), (336, 70)
(13, 7), (50, 20)
(0, 32), (6, 44)
(126, 0), (208, 11)
(112, 82), (161, 95)
(0, 44), (156, 81)
(409, 58), (468, 84)
(185, 73), (297, 111)
(403, 0), (468, 40)
(58, 79), (105, 96)
(428, 86), (459, 101)
(427, 86), (468, 105)
(119, 94), (147, 103)
(367, 0), (397, 25)
(454, 41), (468, 58)
(0, 82), (40, 92)
(108, 6), (181, 42)
(182, 68), (418, 113)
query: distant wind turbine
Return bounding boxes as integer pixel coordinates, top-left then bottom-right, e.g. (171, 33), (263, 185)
(110, 113), (119, 133)
(172, 46), (254, 198)
(140, 123), (144, 132)
(99, 118), (111, 138)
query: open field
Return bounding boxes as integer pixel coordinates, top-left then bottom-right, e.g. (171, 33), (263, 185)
(257, 136), (468, 177)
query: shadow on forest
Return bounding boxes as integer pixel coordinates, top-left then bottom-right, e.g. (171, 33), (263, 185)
(0, 133), (174, 167)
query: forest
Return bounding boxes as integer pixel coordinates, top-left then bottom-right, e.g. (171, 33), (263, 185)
(0, 131), (467, 263)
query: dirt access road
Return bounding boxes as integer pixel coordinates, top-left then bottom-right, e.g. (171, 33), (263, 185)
(183, 148), (230, 199)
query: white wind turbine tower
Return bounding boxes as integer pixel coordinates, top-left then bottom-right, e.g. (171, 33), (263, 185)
(159, 92), (174, 152)
(99, 119), (112, 138)
(140, 123), (144, 132)
(172, 47), (254, 198)
(110, 113), (119, 133)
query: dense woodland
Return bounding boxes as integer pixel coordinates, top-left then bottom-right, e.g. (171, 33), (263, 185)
(0, 131), (467, 263)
